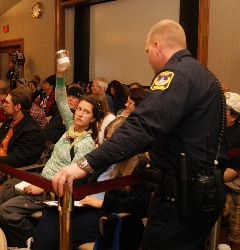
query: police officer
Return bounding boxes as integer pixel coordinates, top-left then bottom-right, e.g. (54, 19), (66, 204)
(52, 20), (227, 249)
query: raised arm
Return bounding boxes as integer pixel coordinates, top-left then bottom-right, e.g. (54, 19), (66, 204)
(55, 64), (73, 130)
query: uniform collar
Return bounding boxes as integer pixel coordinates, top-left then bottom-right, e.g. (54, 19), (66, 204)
(153, 49), (192, 79)
(167, 49), (192, 64)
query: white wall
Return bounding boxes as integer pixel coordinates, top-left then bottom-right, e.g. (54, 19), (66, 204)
(89, 0), (180, 85)
(208, 0), (240, 93)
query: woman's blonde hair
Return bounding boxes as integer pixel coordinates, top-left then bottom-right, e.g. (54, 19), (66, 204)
(104, 116), (149, 192)
(110, 154), (149, 193)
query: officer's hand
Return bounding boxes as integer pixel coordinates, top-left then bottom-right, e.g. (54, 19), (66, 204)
(52, 163), (87, 196)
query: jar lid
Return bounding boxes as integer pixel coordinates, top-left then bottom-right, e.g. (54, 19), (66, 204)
(55, 50), (67, 57)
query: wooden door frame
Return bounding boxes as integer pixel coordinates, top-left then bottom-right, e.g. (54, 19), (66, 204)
(198, 0), (209, 66)
(0, 38), (24, 53)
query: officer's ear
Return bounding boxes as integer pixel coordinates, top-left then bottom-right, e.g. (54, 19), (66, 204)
(154, 40), (164, 54)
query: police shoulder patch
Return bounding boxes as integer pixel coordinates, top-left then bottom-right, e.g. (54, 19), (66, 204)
(150, 71), (174, 91)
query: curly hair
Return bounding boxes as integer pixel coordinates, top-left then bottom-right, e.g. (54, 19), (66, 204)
(103, 116), (150, 193)
(91, 92), (111, 114)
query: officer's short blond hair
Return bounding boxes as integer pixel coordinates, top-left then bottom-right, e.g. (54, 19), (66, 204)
(147, 19), (186, 50)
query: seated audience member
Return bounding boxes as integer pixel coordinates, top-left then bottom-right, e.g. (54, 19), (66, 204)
(0, 93), (104, 248)
(18, 85), (48, 129)
(32, 74), (42, 90)
(107, 80), (127, 115)
(32, 74), (43, 97)
(117, 88), (146, 117)
(28, 80), (40, 102)
(34, 74), (56, 117)
(91, 77), (114, 113)
(66, 86), (83, 113)
(0, 77), (10, 123)
(34, 74), (65, 143)
(129, 82), (143, 90)
(0, 87), (45, 184)
(91, 92), (116, 144)
(33, 116), (151, 250)
(15, 78), (25, 87)
(42, 104), (66, 144)
(222, 92), (240, 246)
(86, 81), (92, 95)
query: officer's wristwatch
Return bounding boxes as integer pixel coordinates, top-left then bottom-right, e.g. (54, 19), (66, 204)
(77, 158), (93, 174)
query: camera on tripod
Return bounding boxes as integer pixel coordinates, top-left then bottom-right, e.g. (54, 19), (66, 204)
(10, 51), (25, 66)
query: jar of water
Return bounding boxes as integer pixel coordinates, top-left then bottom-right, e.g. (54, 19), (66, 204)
(55, 50), (70, 70)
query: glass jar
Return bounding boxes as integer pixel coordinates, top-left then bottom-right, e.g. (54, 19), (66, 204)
(55, 50), (70, 70)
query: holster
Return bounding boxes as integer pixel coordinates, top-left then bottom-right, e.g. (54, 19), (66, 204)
(145, 167), (162, 193)
(161, 174), (178, 201)
(145, 168), (178, 200)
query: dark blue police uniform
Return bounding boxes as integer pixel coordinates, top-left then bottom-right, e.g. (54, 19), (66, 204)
(85, 49), (227, 249)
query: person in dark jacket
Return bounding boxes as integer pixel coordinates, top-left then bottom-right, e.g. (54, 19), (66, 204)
(107, 80), (127, 115)
(0, 87), (45, 183)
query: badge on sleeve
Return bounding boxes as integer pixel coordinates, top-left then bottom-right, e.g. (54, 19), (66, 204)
(150, 71), (174, 91)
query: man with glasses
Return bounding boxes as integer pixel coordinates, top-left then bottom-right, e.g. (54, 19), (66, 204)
(91, 77), (114, 113)
(0, 87), (45, 184)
